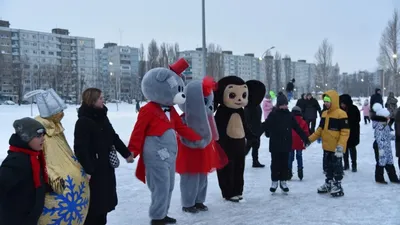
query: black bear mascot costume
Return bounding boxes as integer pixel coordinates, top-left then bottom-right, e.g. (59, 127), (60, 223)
(214, 76), (266, 202)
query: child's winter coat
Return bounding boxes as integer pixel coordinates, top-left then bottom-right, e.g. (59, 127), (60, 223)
(361, 103), (370, 117)
(262, 98), (274, 120)
(292, 111), (310, 150)
(374, 118), (395, 166)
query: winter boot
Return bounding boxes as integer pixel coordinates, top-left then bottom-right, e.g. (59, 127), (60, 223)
(195, 203), (208, 211)
(151, 216), (177, 225)
(252, 159), (265, 168)
(330, 180), (344, 197)
(317, 180), (332, 194)
(270, 181), (278, 193)
(182, 206), (199, 213)
(288, 169), (293, 180)
(279, 181), (289, 192)
(375, 165), (387, 184)
(351, 163), (357, 172)
(298, 169), (304, 180)
(225, 196), (240, 202)
(385, 164), (400, 183)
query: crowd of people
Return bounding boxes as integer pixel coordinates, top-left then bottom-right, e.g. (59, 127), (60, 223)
(1, 63), (400, 225)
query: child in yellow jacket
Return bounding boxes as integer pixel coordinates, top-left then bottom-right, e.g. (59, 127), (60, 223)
(308, 90), (350, 197)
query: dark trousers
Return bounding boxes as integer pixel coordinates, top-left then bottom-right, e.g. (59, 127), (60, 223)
(323, 150), (328, 172)
(373, 140), (379, 164)
(306, 119), (316, 134)
(364, 116), (370, 124)
(343, 147), (357, 168)
(84, 212), (107, 225)
(270, 152), (290, 181)
(245, 138), (260, 161)
(217, 138), (246, 199)
(324, 150), (343, 182)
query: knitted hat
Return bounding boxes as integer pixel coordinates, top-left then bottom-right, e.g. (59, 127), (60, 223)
(323, 96), (331, 103)
(277, 94), (288, 106)
(265, 93), (271, 99)
(292, 106), (302, 113)
(373, 103), (390, 117)
(13, 117), (45, 143)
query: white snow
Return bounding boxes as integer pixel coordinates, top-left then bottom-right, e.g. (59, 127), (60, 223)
(0, 100), (399, 225)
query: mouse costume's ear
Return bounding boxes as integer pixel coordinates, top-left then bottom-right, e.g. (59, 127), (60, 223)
(246, 80), (266, 106)
(169, 58), (189, 77)
(202, 76), (217, 97)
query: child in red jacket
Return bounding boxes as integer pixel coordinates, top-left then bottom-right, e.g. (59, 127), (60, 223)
(289, 106), (309, 180)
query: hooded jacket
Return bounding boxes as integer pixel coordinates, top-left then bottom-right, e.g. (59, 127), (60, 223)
(339, 94), (360, 148)
(291, 110), (309, 150)
(370, 88), (383, 115)
(309, 90), (350, 152)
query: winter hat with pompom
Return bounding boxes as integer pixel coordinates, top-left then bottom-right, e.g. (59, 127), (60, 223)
(373, 103), (390, 118)
(292, 106), (302, 113)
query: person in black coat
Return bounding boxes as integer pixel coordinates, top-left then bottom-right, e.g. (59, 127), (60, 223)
(74, 88), (134, 225)
(395, 108), (400, 171)
(340, 94), (361, 172)
(262, 94), (310, 193)
(370, 88), (383, 117)
(303, 93), (322, 133)
(296, 93), (307, 113)
(244, 104), (264, 168)
(285, 78), (295, 101)
(0, 118), (51, 225)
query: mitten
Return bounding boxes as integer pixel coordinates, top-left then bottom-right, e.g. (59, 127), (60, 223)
(335, 146), (344, 158)
(303, 139), (311, 148)
(379, 149), (384, 157)
(317, 138), (322, 144)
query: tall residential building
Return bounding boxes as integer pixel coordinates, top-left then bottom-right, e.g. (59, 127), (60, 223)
(0, 20), (96, 102)
(292, 60), (317, 96)
(179, 48), (261, 82)
(95, 43), (139, 101)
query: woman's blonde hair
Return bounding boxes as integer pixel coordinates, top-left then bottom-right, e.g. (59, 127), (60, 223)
(81, 88), (102, 106)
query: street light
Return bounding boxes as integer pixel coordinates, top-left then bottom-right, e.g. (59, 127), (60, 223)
(201, 0), (207, 77)
(109, 62), (119, 111)
(259, 46), (276, 60)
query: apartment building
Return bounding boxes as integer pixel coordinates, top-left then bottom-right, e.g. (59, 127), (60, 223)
(96, 43), (139, 101)
(0, 20), (96, 102)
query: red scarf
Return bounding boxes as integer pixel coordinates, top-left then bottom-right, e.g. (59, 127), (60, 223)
(9, 146), (49, 188)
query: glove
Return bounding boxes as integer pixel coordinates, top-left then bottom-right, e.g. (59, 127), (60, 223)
(335, 146), (344, 158)
(303, 139), (311, 148)
(379, 149), (384, 157)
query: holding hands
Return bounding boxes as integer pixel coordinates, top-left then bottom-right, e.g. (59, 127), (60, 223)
(126, 152), (134, 163)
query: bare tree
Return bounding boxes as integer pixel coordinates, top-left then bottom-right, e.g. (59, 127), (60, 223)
(264, 54), (274, 92)
(147, 39), (160, 69)
(136, 43), (147, 101)
(206, 43), (224, 81)
(315, 38), (333, 90)
(377, 9), (400, 94)
(167, 43), (180, 64)
(283, 55), (292, 85)
(158, 43), (169, 67)
(329, 63), (340, 91)
(274, 52), (282, 92)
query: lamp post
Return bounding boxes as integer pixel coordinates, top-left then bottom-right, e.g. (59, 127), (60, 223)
(201, 0), (207, 77)
(259, 46), (276, 60)
(109, 62), (119, 111)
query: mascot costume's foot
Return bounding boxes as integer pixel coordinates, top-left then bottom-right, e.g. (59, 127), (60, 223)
(128, 58), (201, 224)
(176, 76), (228, 213)
(214, 76), (266, 202)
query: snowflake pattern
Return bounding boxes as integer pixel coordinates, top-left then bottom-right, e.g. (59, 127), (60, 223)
(72, 155), (86, 177)
(42, 175), (89, 225)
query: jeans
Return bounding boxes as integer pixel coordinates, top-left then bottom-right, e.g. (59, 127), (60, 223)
(288, 150), (303, 170)
(287, 91), (293, 101)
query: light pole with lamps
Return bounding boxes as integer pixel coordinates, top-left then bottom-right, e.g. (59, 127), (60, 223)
(109, 62), (119, 111)
(201, 0), (207, 77)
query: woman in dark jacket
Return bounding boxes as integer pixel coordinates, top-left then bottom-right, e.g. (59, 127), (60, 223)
(395, 108), (400, 170)
(74, 88), (134, 225)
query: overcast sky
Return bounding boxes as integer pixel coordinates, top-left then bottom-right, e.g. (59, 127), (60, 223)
(1, 0), (399, 73)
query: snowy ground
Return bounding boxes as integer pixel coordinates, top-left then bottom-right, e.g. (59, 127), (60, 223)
(1, 100), (399, 225)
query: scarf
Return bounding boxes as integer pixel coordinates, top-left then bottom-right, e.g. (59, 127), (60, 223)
(9, 145), (49, 188)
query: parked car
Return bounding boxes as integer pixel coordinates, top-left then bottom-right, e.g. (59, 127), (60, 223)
(4, 100), (16, 105)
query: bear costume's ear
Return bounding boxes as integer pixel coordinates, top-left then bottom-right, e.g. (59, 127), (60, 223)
(155, 71), (170, 82)
(246, 80), (266, 106)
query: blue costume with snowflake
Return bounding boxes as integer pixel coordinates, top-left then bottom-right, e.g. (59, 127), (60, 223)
(35, 115), (90, 225)
(374, 121), (395, 166)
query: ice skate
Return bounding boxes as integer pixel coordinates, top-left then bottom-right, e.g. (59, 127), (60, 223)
(279, 181), (289, 193)
(298, 169), (303, 180)
(270, 181), (278, 193)
(225, 196), (240, 202)
(317, 180), (332, 194)
(288, 169), (293, 180)
(352, 164), (357, 172)
(237, 195), (243, 200)
(182, 206), (198, 213)
(330, 181), (344, 197)
(195, 203), (208, 211)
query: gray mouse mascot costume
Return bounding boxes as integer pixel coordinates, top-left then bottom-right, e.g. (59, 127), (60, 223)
(176, 76), (228, 213)
(214, 76), (266, 202)
(128, 58), (201, 225)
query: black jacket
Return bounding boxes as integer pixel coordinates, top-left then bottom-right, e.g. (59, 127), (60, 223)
(395, 109), (400, 158)
(244, 104), (263, 137)
(370, 89), (383, 114)
(286, 82), (294, 92)
(303, 97), (322, 120)
(340, 94), (361, 148)
(0, 134), (47, 225)
(74, 105), (131, 214)
(262, 108), (309, 153)
(296, 94), (306, 113)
